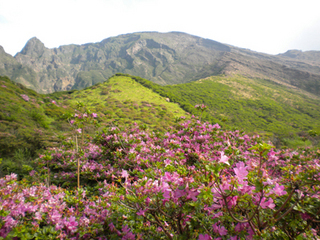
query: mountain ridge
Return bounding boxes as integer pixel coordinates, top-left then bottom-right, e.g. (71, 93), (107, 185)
(0, 32), (320, 97)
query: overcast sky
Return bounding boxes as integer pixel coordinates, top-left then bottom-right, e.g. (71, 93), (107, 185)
(1, 0), (320, 56)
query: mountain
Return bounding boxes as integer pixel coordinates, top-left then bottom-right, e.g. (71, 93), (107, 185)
(0, 32), (320, 97)
(0, 45), (38, 90)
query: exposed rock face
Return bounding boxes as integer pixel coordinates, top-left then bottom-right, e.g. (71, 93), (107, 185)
(0, 32), (320, 97)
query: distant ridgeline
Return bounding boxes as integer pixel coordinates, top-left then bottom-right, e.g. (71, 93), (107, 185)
(0, 32), (320, 98)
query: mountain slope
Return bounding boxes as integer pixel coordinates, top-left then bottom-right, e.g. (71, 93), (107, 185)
(1, 32), (320, 97)
(124, 73), (320, 147)
(0, 74), (186, 161)
(1, 73), (319, 178)
(0, 46), (38, 90)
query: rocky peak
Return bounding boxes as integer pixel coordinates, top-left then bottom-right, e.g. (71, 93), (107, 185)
(19, 37), (46, 58)
(0, 45), (15, 63)
(0, 45), (8, 57)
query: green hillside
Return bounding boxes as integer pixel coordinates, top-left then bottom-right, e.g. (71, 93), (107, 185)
(49, 74), (187, 132)
(0, 74), (187, 176)
(1, 72), (320, 178)
(126, 74), (320, 147)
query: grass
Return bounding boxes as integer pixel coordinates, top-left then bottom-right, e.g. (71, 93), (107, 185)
(119, 73), (320, 148)
(58, 75), (187, 130)
(1, 72), (319, 178)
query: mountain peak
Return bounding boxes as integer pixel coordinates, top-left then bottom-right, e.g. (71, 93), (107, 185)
(20, 37), (46, 57)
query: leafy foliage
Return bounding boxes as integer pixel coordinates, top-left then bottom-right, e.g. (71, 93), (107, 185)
(1, 117), (319, 239)
(120, 73), (320, 148)
(0, 74), (186, 177)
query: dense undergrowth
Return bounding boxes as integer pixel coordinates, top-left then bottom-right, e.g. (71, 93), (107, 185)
(1, 73), (320, 239)
(122, 73), (320, 148)
(0, 114), (320, 239)
(0, 75), (185, 177)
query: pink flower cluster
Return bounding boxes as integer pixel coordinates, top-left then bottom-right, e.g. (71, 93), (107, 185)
(20, 94), (30, 102)
(1, 118), (320, 239)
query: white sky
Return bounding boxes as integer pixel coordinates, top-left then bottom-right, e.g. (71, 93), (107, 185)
(1, 0), (320, 56)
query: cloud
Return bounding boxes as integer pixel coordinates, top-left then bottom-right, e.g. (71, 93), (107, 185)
(0, 15), (8, 24)
(288, 18), (320, 52)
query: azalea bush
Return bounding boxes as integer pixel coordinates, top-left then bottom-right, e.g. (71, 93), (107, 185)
(1, 116), (320, 239)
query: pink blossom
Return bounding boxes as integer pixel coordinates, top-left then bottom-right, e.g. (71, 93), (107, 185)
(213, 223), (228, 236)
(187, 189), (200, 201)
(121, 170), (129, 179)
(198, 233), (211, 240)
(122, 225), (135, 240)
(272, 183), (287, 196)
(65, 216), (78, 233)
(137, 209), (147, 217)
(260, 197), (275, 209)
(174, 189), (186, 199)
(109, 222), (116, 231)
(20, 94), (30, 102)
(219, 152), (229, 165)
(164, 159), (171, 166)
(234, 162), (248, 182)
(34, 212), (42, 220)
(92, 113), (98, 118)
(76, 128), (82, 134)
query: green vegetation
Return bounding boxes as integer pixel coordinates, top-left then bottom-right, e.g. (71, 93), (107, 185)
(50, 74), (186, 130)
(121, 73), (320, 147)
(0, 74), (187, 177)
(1, 72), (320, 178)
(0, 76), (74, 177)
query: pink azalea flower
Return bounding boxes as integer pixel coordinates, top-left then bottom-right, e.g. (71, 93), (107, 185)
(76, 128), (82, 134)
(260, 197), (275, 209)
(109, 222), (116, 231)
(213, 223), (228, 236)
(187, 189), (200, 201)
(234, 162), (248, 182)
(219, 152), (229, 165)
(212, 123), (221, 129)
(272, 183), (287, 196)
(174, 189), (186, 199)
(137, 209), (147, 217)
(164, 159), (171, 166)
(92, 113), (98, 118)
(121, 170), (129, 179)
(198, 233), (211, 240)
(65, 216), (78, 233)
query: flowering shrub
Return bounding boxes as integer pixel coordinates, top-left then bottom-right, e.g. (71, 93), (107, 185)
(20, 94), (30, 102)
(1, 117), (320, 239)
